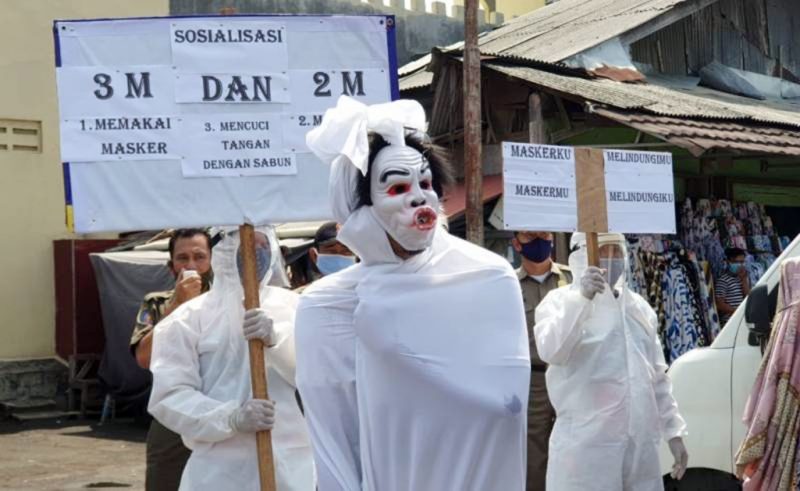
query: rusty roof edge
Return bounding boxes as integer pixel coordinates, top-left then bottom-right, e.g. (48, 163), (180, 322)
(447, 52), (592, 79)
(592, 107), (800, 156)
(483, 62), (800, 130)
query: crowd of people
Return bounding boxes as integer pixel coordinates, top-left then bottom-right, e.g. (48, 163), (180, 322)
(131, 97), (688, 491)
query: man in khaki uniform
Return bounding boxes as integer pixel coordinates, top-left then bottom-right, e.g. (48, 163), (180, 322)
(130, 228), (213, 491)
(513, 231), (571, 491)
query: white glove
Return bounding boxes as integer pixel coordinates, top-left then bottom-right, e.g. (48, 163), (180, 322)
(579, 266), (606, 300)
(243, 308), (275, 347)
(229, 399), (275, 433)
(668, 437), (688, 480)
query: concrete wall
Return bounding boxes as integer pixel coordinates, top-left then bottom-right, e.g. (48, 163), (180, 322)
(170, 0), (503, 64)
(0, 1), (169, 360)
(493, 0), (546, 18)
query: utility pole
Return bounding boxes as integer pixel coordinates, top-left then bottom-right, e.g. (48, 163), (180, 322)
(463, 0), (483, 246)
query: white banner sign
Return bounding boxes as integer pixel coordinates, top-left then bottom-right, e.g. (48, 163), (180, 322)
(54, 15), (396, 232)
(603, 149), (676, 234)
(502, 143), (578, 232)
(501, 143), (676, 234)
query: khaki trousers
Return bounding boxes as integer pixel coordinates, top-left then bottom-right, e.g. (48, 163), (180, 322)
(527, 369), (555, 491)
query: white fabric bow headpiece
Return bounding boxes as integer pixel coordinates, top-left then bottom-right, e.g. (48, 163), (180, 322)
(305, 95), (428, 223)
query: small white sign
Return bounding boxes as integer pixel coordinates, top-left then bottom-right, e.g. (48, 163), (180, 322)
(502, 142), (577, 232)
(60, 115), (180, 162)
(170, 21), (288, 73)
(177, 114), (296, 177)
(56, 66), (175, 119)
(604, 149), (676, 234)
(282, 113), (324, 152)
(174, 72), (290, 104)
(288, 69), (391, 111)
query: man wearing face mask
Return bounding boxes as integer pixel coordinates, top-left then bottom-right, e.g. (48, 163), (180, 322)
(308, 221), (356, 279)
(147, 227), (314, 491)
(512, 231), (571, 491)
(296, 96), (530, 491)
(715, 247), (750, 325)
(534, 233), (688, 491)
(129, 228), (213, 491)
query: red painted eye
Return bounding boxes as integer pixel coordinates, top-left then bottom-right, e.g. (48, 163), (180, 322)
(420, 180), (432, 190)
(388, 184), (410, 196)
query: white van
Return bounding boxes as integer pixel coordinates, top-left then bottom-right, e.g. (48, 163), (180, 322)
(659, 234), (800, 490)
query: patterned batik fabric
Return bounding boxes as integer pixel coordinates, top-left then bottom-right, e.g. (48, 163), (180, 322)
(661, 258), (702, 362)
(736, 259), (800, 491)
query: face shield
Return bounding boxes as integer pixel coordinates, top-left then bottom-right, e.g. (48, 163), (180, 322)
(209, 226), (286, 296)
(569, 232), (629, 291)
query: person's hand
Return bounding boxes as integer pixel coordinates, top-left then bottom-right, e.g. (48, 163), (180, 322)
(243, 309), (275, 347)
(229, 399), (275, 433)
(737, 265), (749, 281)
(580, 266), (606, 300)
(174, 270), (202, 305)
(668, 437), (688, 480)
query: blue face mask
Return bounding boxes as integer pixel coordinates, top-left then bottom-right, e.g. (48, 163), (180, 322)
(316, 254), (355, 276)
(237, 245), (272, 283)
(520, 238), (553, 263)
(729, 263), (743, 274)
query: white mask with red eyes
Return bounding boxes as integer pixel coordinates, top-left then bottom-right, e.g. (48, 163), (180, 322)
(369, 145), (439, 252)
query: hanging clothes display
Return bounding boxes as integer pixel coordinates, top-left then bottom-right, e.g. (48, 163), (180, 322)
(735, 258), (800, 491)
(625, 198), (785, 365)
(628, 240), (719, 363)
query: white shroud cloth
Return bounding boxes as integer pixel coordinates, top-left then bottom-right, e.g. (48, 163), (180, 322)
(295, 208), (530, 491)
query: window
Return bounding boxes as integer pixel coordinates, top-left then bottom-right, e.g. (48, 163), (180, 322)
(0, 119), (42, 153)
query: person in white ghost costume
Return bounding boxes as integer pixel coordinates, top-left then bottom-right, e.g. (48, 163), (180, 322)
(534, 232), (689, 491)
(294, 96), (531, 491)
(148, 227), (314, 491)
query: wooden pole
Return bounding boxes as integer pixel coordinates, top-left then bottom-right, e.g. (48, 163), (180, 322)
(574, 148), (608, 267)
(464, 0), (484, 246)
(238, 224), (276, 491)
(223, 5), (273, 484)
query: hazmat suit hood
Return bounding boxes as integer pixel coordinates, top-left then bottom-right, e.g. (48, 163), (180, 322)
(205, 225), (296, 386)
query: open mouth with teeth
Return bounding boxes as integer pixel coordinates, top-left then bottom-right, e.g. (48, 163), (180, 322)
(412, 207), (438, 231)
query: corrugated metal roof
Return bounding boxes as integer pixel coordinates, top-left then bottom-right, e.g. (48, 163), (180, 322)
(485, 63), (800, 128)
(400, 70), (434, 92)
(453, 0), (700, 64)
(594, 108), (800, 156)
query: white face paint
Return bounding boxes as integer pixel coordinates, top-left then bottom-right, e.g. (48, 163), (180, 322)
(370, 145), (439, 252)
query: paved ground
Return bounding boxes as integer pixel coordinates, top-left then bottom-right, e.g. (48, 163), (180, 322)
(0, 417), (147, 490)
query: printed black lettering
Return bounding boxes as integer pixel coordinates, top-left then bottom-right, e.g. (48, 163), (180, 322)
(93, 73), (113, 100)
(125, 72), (152, 99)
(252, 76), (272, 102)
(342, 71), (365, 96)
(314, 72), (331, 97)
(225, 76), (251, 102)
(202, 76), (223, 101)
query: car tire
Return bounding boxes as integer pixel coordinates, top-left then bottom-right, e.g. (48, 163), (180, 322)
(663, 468), (741, 491)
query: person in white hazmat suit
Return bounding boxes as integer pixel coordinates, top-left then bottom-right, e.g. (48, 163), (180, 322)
(148, 227), (314, 491)
(295, 95), (531, 491)
(534, 232), (689, 490)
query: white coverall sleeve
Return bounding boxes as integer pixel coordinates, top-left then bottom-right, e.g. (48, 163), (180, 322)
(295, 296), (361, 491)
(643, 303), (688, 441)
(534, 288), (592, 366)
(148, 310), (239, 445)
